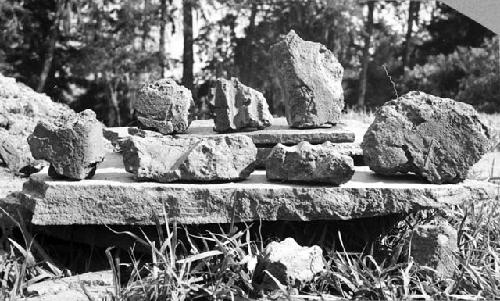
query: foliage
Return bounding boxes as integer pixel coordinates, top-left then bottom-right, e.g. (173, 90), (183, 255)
(0, 209), (61, 299)
(418, 2), (495, 58)
(99, 188), (500, 300)
(198, 0), (364, 113)
(105, 212), (262, 300)
(402, 38), (500, 113)
(0, 0), (498, 121)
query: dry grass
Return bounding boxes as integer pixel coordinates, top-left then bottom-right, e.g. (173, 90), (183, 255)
(0, 209), (62, 300)
(104, 210), (263, 300)
(100, 189), (499, 301)
(342, 108), (375, 124)
(1, 191), (498, 300)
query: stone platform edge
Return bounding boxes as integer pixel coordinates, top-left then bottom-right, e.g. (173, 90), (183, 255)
(16, 166), (498, 226)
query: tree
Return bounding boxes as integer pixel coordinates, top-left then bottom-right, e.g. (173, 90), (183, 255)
(358, 0), (375, 107)
(37, 0), (64, 92)
(182, 0), (194, 91)
(68, 0), (159, 126)
(240, 2), (258, 86)
(417, 2), (495, 60)
(159, 0), (168, 78)
(402, 0), (421, 71)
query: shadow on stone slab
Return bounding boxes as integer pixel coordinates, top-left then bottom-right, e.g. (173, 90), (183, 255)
(48, 164), (98, 181)
(370, 171), (428, 184)
(265, 178), (344, 187)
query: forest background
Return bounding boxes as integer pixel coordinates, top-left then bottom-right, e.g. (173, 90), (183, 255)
(0, 0), (498, 126)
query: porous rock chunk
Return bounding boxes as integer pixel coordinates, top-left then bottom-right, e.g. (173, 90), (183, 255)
(411, 220), (458, 278)
(270, 30), (344, 128)
(214, 77), (273, 132)
(28, 109), (106, 180)
(135, 78), (193, 134)
(362, 91), (494, 184)
(0, 73), (72, 175)
(266, 141), (354, 185)
(122, 130), (257, 182)
(253, 238), (324, 289)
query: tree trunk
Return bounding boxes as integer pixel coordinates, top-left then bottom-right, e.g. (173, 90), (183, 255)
(142, 0), (150, 51)
(104, 73), (121, 127)
(107, 81), (121, 127)
(159, 0), (167, 78)
(402, 1), (420, 71)
(38, 0), (62, 92)
(357, 1), (375, 107)
(497, 35), (500, 76)
(182, 0), (194, 91)
(242, 2), (258, 85)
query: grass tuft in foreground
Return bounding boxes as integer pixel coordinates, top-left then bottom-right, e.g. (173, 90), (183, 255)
(0, 209), (62, 300)
(103, 192), (500, 300)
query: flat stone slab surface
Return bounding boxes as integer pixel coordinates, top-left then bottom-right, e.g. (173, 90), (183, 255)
(105, 117), (356, 147)
(17, 153), (497, 226)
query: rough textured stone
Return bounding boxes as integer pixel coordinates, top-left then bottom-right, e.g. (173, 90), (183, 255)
(214, 77), (273, 132)
(362, 91), (494, 184)
(0, 130), (44, 175)
(255, 142), (363, 169)
(122, 131), (257, 182)
(25, 270), (113, 301)
(103, 126), (130, 152)
(270, 30), (344, 128)
(135, 78), (192, 134)
(0, 74), (72, 175)
(28, 109), (106, 180)
(17, 162), (497, 225)
(105, 122), (359, 170)
(253, 238), (324, 288)
(103, 118), (355, 148)
(411, 220), (458, 278)
(266, 142), (355, 185)
(191, 117), (355, 145)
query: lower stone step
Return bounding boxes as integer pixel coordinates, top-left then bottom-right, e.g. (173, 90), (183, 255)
(12, 153), (497, 226)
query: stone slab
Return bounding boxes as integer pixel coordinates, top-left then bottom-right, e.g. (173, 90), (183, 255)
(17, 153), (497, 226)
(255, 142), (363, 169)
(104, 117), (355, 147)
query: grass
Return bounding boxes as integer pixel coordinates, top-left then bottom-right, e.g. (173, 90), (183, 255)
(0, 209), (62, 300)
(104, 210), (263, 300)
(1, 185), (498, 300)
(96, 191), (499, 301)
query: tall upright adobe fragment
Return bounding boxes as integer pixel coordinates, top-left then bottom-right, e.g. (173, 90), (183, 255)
(271, 30), (344, 128)
(214, 78), (273, 132)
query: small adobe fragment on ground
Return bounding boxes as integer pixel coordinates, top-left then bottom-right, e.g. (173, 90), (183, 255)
(253, 238), (324, 290)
